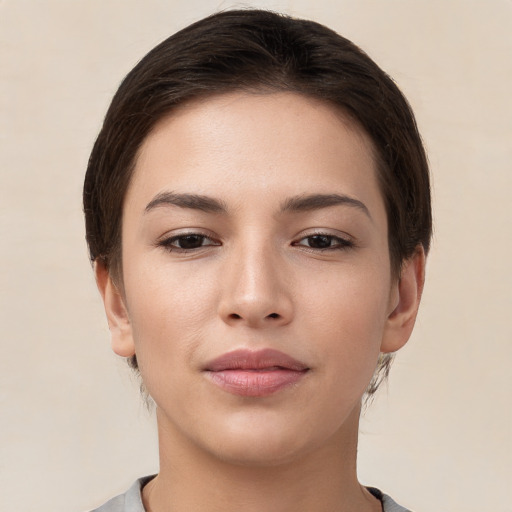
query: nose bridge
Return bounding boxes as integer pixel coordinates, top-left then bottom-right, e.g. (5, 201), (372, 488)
(218, 235), (293, 327)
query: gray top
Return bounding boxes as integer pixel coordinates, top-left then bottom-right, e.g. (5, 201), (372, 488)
(89, 476), (412, 512)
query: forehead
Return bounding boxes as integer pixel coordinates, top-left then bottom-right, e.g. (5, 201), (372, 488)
(127, 91), (383, 217)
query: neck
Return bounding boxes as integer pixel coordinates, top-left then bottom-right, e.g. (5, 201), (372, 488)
(143, 405), (381, 512)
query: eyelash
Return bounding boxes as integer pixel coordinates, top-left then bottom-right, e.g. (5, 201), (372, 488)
(157, 232), (220, 252)
(157, 232), (354, 253)
(292, 233), (354, 252)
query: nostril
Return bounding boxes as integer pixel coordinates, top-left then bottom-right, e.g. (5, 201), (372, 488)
(225, 312), (281, 322)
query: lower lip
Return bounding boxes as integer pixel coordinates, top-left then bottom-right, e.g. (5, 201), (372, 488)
(206, 369), (308, 397)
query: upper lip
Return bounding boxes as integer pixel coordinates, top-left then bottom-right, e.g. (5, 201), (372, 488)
(203, 348), (309, 372)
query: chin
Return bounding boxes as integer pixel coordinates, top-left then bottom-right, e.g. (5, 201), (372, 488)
(200, 412), (332, 468)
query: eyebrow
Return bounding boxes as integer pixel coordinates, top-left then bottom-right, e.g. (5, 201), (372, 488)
(280, 193), (372, 220)
(145, 192), (227, 214)
(144, 191), (371, 220)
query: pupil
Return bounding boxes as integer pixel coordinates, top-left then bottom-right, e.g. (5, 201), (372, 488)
(179, 235), (203, 249)
(309, 235), (331, 248)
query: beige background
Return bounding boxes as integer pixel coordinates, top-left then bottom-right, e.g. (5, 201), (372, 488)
(1, 1), (511, 511)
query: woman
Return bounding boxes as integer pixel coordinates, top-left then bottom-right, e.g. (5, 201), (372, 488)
(84, 9), (431, 512)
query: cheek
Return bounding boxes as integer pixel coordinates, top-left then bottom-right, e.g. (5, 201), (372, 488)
(122, 257), (221, 374)
(304, 259), (391, 332)
(301, 265), (391, 385)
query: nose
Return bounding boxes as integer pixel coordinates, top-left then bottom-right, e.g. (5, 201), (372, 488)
(217, 244), (294, 328)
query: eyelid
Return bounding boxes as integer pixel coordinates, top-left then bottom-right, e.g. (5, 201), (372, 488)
(156, 229), (221, 252)
(154, 228), (355, 253)
(291, 229), (355, 250)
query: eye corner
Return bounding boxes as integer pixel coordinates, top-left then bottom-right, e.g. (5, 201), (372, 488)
(156, 231), (221, 253)
(292, 232), (355, 252)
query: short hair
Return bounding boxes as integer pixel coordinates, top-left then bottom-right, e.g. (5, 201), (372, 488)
(83, 9), (432, 398)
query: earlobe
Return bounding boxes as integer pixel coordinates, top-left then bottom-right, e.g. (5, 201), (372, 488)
(94, 261), (136, 358)
(381, 246), (426, 354)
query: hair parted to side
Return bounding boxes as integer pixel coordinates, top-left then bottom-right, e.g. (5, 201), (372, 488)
(84, 9), (432, 399)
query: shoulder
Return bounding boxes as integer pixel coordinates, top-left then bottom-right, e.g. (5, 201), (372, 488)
(88, 475), (155, 512)
(367, 487), (414, 512)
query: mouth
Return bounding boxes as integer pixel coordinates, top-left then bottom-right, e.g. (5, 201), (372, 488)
(203, 348), (310, 397)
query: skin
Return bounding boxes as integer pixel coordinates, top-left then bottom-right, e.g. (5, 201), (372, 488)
(96, 92), (425, 512)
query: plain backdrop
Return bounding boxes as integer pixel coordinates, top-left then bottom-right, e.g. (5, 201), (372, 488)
(1, 1), (511, 511)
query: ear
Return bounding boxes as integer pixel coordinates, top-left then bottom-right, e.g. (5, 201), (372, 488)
(94, 261), (136, 358)
(381, 246), (426, 353)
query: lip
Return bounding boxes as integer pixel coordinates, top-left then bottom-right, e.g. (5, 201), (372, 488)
(203, 348), (310, 397)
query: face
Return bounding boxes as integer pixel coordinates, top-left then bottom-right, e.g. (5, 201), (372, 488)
(100, 91), (418, 466)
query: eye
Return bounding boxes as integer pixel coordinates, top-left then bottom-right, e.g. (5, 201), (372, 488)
(158, 233), (220, 252)
(294, 233), (353, 251)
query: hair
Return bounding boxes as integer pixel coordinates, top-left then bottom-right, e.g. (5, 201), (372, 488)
(83, 9), (431, 399)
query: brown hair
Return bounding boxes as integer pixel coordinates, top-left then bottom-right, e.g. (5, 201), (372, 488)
(84, 9), (431, 397)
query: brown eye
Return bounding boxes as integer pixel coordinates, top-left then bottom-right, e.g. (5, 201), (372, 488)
(306, 235), (333, 249)
(294, 234), (353, 251)
(175, 234), (207, 249)
(159, 233), (220, 252)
